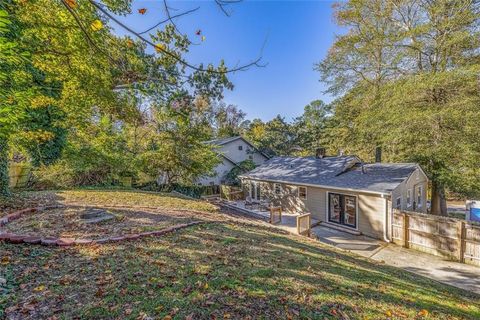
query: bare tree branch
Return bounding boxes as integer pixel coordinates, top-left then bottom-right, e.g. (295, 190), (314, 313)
(138, 6), (200, 35)
(88, 0), (264, 74)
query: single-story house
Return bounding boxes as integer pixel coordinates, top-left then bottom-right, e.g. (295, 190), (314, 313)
(239, 152), (428, 240)
(196, 136), (270, 186)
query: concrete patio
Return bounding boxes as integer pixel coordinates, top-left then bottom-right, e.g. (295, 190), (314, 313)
(312, 224), (480, 294)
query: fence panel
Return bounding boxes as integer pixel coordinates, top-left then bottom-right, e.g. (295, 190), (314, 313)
(269, 206), (282, 224)
(220, 185), (243, 201)
(464, 225), (480, 266)
(297, 213), (311, 237)
(8, 163), (31, 188)
(392, 209), (480, 266)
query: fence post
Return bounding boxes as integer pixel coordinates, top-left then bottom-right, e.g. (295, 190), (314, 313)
(403, 213), (410, 248)
(457, 221), (465, 263)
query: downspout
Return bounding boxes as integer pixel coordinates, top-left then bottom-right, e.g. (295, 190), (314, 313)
(382, 194), (391, 243)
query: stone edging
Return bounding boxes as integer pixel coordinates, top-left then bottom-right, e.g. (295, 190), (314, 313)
(0, 206), (207, 247)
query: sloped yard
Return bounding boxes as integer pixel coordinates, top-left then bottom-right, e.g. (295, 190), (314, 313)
(1, 190), (479, 319)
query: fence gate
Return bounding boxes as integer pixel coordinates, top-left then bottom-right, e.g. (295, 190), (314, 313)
(269, 206), (282, 224)
(297, 213), (311, 237)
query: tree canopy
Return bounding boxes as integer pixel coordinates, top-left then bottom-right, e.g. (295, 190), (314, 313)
(316, 0), (480, 214)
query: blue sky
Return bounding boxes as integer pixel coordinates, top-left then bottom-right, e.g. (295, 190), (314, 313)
(112, 1), (341, 121)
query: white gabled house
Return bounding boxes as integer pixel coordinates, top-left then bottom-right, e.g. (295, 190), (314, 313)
(197, 136), (270, 186)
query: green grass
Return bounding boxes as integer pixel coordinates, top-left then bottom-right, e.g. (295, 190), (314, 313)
(2, 222), (479, 319)
(1, 189), (218, 216)
(1, 190), (479, 319)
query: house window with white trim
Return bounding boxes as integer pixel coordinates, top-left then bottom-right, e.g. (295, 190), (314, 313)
(417, 186), (423, 208)
(407, 189), (412, 208)
(298, 186), (307, 200)
(396, 197), (402, 209)
(274, 183), (282, 195)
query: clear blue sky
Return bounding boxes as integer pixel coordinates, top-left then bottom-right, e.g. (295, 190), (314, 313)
(112, 1), (341, 121)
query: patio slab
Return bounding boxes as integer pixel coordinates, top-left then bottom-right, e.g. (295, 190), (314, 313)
(312, 224), (480, 294)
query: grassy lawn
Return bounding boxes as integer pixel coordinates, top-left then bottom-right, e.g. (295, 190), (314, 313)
(0, 189), (218, 216)
(1, 190), (480, 319)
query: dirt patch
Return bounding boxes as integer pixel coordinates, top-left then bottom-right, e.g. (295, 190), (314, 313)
(1, 205), (219, 240)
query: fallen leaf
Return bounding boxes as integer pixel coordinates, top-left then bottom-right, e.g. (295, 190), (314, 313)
(201, 35), (206, 42)
(1, 256), (10, 265)
(138, 8), (147, 15)
(33, 285), (46, 292)
(418, 309), (429, 317)
(385, 310), (392, 317)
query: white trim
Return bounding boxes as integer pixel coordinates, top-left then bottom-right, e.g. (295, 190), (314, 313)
(417, 185), (423, 208)
(406, 189), (412, 208)
(395, 196), (402, 210)
(298, 186), (307, 200)
(325, 191), (359, 230)
(239, 177), (390, 196)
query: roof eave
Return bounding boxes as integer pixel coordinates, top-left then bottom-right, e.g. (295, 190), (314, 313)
(239, 176), (391, 196)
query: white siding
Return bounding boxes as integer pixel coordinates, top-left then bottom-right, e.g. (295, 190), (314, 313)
(197, 137), (268, 185)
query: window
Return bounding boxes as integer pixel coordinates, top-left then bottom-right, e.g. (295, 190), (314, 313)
(238, 145), (243, 151)
(396, 197), (402, 209)
(328, 193), (357, 228)
(298, 186), (307, 200)
(417, 186), (423, 207)
(407, 189), (412, 207)
(274, 183), (282, 195)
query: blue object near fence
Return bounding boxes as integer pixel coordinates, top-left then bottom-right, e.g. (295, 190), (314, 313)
(471, 207), (480, 222)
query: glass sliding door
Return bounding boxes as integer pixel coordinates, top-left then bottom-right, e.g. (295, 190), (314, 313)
(343, 196), (356, 227)
(250, 181), (261, 201)
(328, 193), (357, 228)
(328, 193), (341, 223)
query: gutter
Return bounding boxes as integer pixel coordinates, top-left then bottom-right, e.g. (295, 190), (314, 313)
(382, 194), (391, 243)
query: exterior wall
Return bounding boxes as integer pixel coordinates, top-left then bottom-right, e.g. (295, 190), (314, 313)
(242, 179), (388, 239)
(219, 138), (268, 166)
(391, 168), (428, 213)
(197, 159), (235, 186)
(197, 138), (269, 186)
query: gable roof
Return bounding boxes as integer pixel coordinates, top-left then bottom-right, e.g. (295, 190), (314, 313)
(205, 136), (271, 160)
(239, 156), (421, 195)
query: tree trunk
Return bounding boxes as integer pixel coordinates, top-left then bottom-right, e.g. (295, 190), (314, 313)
(431, 181), (447, 216)
(0, 137), (10, 197)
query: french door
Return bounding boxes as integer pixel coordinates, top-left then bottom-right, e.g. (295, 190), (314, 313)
(250, 181), (261, 201)
(328, 193), (357, 228)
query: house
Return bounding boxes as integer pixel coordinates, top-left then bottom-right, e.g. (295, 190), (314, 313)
(239, 150), (428, 240)
(197, 136), (270, 186)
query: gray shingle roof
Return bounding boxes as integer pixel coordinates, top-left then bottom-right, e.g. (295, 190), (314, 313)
(205, 136), (242, 146)
(240, 156), (420, 194)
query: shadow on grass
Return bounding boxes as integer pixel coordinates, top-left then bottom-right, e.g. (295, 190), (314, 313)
(2, 221), (479, 319)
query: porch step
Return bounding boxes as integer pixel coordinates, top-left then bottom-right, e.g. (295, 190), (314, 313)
(319, 222), (362, 235)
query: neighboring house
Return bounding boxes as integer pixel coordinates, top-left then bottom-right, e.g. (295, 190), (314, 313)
(197, 136), (270, 186)
(239, 152), (428, 240)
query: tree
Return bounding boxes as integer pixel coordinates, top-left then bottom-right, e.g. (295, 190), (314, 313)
(317, 0), (480, 215)
(244, 116), (297, 157)
(293, 100), (331, 155)
(211, 101), (247, 138)
(1, 0), (253, 193)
